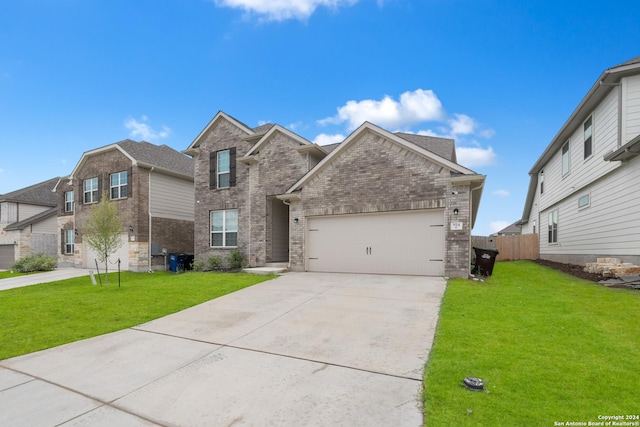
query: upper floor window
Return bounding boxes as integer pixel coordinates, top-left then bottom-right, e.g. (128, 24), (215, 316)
(64, 191), (74, 212)
(217, 150), (230, 188)
(584, 116), (593, 159)
(209, 148), (236, 189)
(84, 177), (98, 204)
(540, 170), (544, 194)
(562, 142), (570, 176)
(110, 171), (128, 200)
(211, 209), (238, 247)
(548, 209), (558, 244)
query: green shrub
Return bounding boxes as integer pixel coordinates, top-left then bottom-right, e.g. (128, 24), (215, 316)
(191, 257), (206, 272)
(12, 253), (57, 273)
(208, 255), (223, 271)
(227, 249), (244, 270)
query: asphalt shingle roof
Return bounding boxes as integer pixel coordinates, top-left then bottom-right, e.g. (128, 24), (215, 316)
(394, 132), (456, 162)
(0, 177), (59, 206)
(115, 140), (194, 178)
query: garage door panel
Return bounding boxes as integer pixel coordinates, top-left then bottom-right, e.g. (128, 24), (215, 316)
(307, 210), (444, 276)
(0, 245), (16, 269)
(84, 234), (130, 270)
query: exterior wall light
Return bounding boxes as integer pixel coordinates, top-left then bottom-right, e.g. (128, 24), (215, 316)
(293, 218), (299, 223)
(453, 208), (459, 216)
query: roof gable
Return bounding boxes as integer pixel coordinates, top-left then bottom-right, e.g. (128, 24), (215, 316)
(244, 124), (321, 157)
(4, 207), (57, 231)
(185, 111), (254, 153)
(69, 140), (193, 181)
(287, 122), (476, 194)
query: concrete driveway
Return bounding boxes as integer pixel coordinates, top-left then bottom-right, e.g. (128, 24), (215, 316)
(0, 269), (93, 291)
(0, 272), (446, 426)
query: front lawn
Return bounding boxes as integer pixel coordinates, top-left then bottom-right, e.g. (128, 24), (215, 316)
(423, 260), (639, 426)
(0, 270), (28, 280)
(0, 271), (272, 361)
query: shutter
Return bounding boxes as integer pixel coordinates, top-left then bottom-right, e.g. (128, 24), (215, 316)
(78, 181), (83, 205)
(229, 147), (237, 187)
(127, 167), (133, 198)
(61, 229), (65, 254)
(209, 151), (217, 189)
(97, 175), (103, 202)
(59, 192), (65, 216)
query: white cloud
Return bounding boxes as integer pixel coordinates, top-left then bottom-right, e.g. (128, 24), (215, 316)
(319, 89), (444, 131)
(456, 145), (497, 168)
(448, 113), (476, 135)
(493, 189), (510, 197)
(313, 133), (345, 145)
(489, 220), (511, 234)
(214, 0), (358, 21)
(125, 116), (170, 141)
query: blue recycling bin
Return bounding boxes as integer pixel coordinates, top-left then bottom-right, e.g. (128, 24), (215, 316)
(169, 254), (178, 272)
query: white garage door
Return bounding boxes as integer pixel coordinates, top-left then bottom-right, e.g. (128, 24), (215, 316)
(84, 233), (130, 271)
(307, 209), (445, 276)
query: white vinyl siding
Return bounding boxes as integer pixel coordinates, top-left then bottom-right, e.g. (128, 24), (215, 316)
(32, 215), (57, 234)
(538, 88), (620, 213)
(149, 174), (194, 221)
(16, 204), (50, 222)
(540, 155), (640, 257)
(622, 74), (640, 144)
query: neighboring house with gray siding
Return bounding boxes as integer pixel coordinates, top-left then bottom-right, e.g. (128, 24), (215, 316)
(185, 111), (485, 277)
(0, 178), (59, 269)
(55, 140), (194, 271)
(519, 56), (640, 265)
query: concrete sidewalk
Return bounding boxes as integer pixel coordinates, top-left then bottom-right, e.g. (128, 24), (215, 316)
(0, 272), (446, 426)
(0, 269), (93, 291)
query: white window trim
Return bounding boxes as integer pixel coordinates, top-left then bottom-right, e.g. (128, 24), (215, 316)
(65, 191), (74, 212)
(217, 150), (230, 189)
(110, 171), (128, 200)
(210, 209), (238, 248)
(84, 177), (98, 204)
(578, 194), (590, 210)
(65, 229), (75, 254)
(548, 209), (558, 244)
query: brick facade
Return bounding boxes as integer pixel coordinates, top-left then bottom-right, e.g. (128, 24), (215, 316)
(188, 113), (484, 277)
(56, 144), (194, 272)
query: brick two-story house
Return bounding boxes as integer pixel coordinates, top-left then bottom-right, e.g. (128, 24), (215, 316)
(185, 111), (485, 277)
(55, 140), (194, 271)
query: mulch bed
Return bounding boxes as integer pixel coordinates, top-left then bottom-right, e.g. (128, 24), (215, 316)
(531, 259), (603, 283)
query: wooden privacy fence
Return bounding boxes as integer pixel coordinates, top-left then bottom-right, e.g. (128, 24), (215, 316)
(471, 234), (539, 261)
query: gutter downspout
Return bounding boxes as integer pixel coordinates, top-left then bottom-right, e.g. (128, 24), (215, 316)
(148, 167), (154, 272)
(469, 181), (485, 274)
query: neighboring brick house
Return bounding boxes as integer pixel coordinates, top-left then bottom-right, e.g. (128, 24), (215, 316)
(55, 140), (194, 272)
(0, 178), (59, 269)
(185, 111), (485, 278)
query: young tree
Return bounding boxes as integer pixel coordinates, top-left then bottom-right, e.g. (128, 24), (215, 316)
(84, 191), (123, 286)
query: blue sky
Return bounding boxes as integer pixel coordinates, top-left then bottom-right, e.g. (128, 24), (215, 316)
(1, 0), (638, 235)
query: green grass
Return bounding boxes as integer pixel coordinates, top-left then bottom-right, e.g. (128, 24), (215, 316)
(0, 271), (273, 360)
(0, 270), (28, 280)
(423, 260), (639, 426)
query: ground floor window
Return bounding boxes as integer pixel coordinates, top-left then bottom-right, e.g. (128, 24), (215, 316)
(548, 210), (558, 244)
(65, 229), (75, 254)
(211, 209), (238, 247)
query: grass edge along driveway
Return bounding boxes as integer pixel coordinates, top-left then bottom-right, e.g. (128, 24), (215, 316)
(423, 260), (639, 427)
(0, 271), (273, 361)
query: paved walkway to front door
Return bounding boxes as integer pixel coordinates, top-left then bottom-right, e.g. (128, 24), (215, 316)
(0, 272), (446, 426)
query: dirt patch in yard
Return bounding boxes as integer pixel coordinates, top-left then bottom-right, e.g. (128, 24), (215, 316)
(532, 259), (603, 283)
